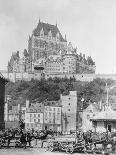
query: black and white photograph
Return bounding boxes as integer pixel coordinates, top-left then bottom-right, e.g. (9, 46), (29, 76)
(0, 0), (116, 154)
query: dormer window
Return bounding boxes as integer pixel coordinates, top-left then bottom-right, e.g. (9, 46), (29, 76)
(48, 30), (52, 40)
(56, 33), (59, 41)
(40, 28), (44, 38)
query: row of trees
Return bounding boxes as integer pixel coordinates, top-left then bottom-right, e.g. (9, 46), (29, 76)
(5, 77), (115, 109)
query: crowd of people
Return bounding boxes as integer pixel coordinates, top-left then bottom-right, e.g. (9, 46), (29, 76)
(1, 127), (116, 153)
(0, 128), (34, 148)
(0, 128), (63, 149)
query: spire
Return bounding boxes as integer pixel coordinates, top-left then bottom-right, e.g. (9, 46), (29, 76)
(39, 18), (41, 23)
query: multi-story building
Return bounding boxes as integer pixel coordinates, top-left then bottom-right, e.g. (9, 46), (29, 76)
(25, 102), (44, 131)
(60, 91), (77, 133)
(7, 20), (96, 82)
(46, 54), (63, 75)
(62, 42), (77, 74)
(0, 73), (8, 130)
(28, 20), (67, 61)
(4, 97), (28, 128)
(43, 100), (62, 132)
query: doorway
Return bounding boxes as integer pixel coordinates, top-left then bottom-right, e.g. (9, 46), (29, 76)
(107, 124), (112, 132)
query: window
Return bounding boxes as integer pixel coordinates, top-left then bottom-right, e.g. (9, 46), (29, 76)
(68, 103), (70, 105)
(49, 107), (52, 111)
(68, 109), (70, 112)
(87, 114), (90, 120)
(38, 114), (40, 117)
(34, 114), (36, 117)
(49, 119), (52, 124)
(89, 110), (93, 113)
(57, 108), (60, 112)
(34, 119), (36, 122)
(38, 119), (40, 123)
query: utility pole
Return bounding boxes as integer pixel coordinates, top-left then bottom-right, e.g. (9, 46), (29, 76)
(106, 83), (109, 107)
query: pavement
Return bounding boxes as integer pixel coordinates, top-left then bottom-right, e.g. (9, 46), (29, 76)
(0, 148), (90, 155)
(0, 139), (115, 155)
(0, 147), (116, 155)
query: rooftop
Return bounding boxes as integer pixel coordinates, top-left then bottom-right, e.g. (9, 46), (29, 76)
(33, 21), (66, 42)
(26, 102), (44, 113)
(90, 106), (116, 121)
(44, 100), (62, 107)
(0, 72), (8, 82)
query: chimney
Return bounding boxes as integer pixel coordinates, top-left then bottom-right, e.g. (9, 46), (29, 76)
(18, 103), (21, 112)
(99, 101), (102, 111)
(26, 100), (30, 110)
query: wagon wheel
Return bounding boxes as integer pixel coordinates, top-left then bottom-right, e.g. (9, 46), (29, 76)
(69, 147), (74, 154)
(66, 146), (70, 154)
(58, 142), (62, 151)
(48, 143), (54, 152)
(83, 146), (87, 154)
(49, 145), (54, 152)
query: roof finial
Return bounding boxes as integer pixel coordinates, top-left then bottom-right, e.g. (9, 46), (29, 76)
(56, 20), (57, 27)
(39, 18), (41, 23)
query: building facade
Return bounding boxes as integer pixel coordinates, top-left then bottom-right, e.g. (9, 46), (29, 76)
(91, 106), (116, 133)
(25, 103), (44, 131)
(60, 91), (77, 133)
(28, 20), (67, 61)
(81, 103), (100, 132)
(44, 100), (62, 131)
(0, 73), (7, 130)
(7, 20), (96, 82)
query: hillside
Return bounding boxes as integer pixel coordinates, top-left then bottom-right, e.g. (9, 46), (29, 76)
(5, 77), (116, 109)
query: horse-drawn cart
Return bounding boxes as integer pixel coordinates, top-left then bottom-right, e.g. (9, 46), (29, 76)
(47, 134), (86, 154)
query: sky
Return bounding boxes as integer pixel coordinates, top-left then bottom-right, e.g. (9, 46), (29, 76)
(0, 0), (116, 74)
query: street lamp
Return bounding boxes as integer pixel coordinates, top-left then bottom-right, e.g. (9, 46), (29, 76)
(81, 98), (84, 110)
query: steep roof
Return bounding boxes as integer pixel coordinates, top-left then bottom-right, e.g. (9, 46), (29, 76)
(26, 102), (44, 113)
(33, 21), (66, 42)
(0, 72), (8, 82)
(44, 100), (62, 107)
(83, 103), (100, 113)
(90, 106), (116, 121)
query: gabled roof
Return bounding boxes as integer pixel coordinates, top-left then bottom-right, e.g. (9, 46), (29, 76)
(90, 106), (116, 121)
(83, 103), (100, 113)
(0, 72), (8, 82)
(26, 102), (44, 113)
(33, 21), (66, 42)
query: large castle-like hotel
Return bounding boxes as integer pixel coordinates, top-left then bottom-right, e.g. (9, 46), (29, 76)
(7, 20), (96, 81)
